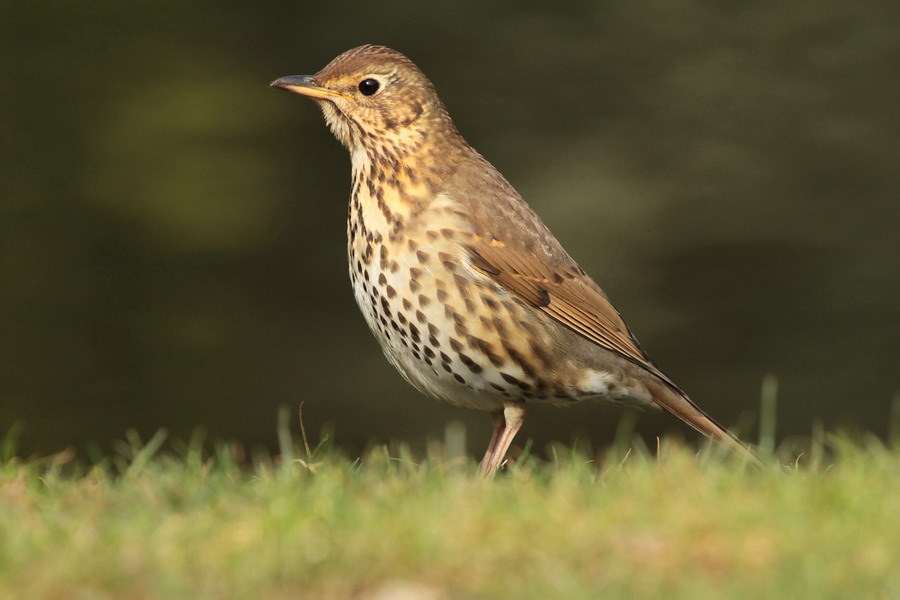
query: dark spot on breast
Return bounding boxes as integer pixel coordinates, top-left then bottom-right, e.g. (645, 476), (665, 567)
(378, 273), (387, 286)
(453, 373), (466, 384)
(504, 346), (537, 378)
(452, 313), (468, 336)
(415, 310), (427, 324)
(436, 289), (448, 302)
(386, 285), (397, 299)
(486, 353), (505, 368)
(449, 338), (463, 352)
(468, 336), (505, 367)
(457, 353), (483, 374)
(418, 294), (430, 307)
(481, 295), (499, 311)
(501, 372), (532, 391)
(402, 298), (413, 311)
(416, 251), (429, 264)
(500, 373), (520, 386)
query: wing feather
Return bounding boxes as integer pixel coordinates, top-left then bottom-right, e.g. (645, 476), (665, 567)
(446, 159), (677, 387)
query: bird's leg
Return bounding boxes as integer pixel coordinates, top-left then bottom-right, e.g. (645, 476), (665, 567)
(479, 409), (506, 473)
(479, 403), (526, 476)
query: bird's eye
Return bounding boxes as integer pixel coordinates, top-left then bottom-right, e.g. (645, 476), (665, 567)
(358, 78), (380, 96)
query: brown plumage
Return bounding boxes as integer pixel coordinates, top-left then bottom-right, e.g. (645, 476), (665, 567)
(272, 45), (754, 474)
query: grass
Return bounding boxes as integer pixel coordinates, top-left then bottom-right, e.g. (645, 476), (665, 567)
(1, 422), (898, 600)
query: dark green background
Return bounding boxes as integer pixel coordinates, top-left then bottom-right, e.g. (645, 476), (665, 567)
(2, 1), (898, 456)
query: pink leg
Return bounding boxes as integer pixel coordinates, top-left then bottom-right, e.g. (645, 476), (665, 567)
(480, 403), (526, 476)
(479, 410), (505, 472)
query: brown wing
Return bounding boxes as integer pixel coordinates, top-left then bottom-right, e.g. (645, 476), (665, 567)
(442, 153), (757, 458)
(446, 154), (677, 388)
(467, 240), (672, 380)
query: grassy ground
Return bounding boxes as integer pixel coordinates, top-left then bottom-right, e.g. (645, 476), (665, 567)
(1, 427), (898, 600)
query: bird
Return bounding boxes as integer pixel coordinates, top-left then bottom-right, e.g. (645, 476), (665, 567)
(271, 45), (754, 474)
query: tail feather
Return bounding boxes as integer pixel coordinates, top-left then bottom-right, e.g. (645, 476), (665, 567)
(645, 379), (759, 463)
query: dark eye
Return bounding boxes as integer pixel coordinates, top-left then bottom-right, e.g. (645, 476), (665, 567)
(358, 78), (380, 96)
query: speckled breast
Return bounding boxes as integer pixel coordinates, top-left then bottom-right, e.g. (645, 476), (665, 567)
(345, 187), (633, 412)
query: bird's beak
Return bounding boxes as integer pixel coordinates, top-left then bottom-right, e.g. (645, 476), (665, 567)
(270, 75), (352, 101)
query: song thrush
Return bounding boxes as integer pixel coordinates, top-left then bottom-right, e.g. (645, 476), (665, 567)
(272, 45), (753, 474)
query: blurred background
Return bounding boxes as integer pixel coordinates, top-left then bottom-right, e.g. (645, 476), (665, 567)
(2, 0), (898, 458)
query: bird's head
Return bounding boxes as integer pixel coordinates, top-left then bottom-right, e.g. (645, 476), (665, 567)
(271, 45), (457, 159)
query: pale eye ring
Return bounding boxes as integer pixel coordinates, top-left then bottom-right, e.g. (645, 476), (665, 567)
(358, 78), (380, 96)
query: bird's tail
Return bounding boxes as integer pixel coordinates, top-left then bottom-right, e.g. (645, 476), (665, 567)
(645, 378), (759, 463)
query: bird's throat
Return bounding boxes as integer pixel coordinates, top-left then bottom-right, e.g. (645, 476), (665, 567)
(347, 135), (462, 240)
